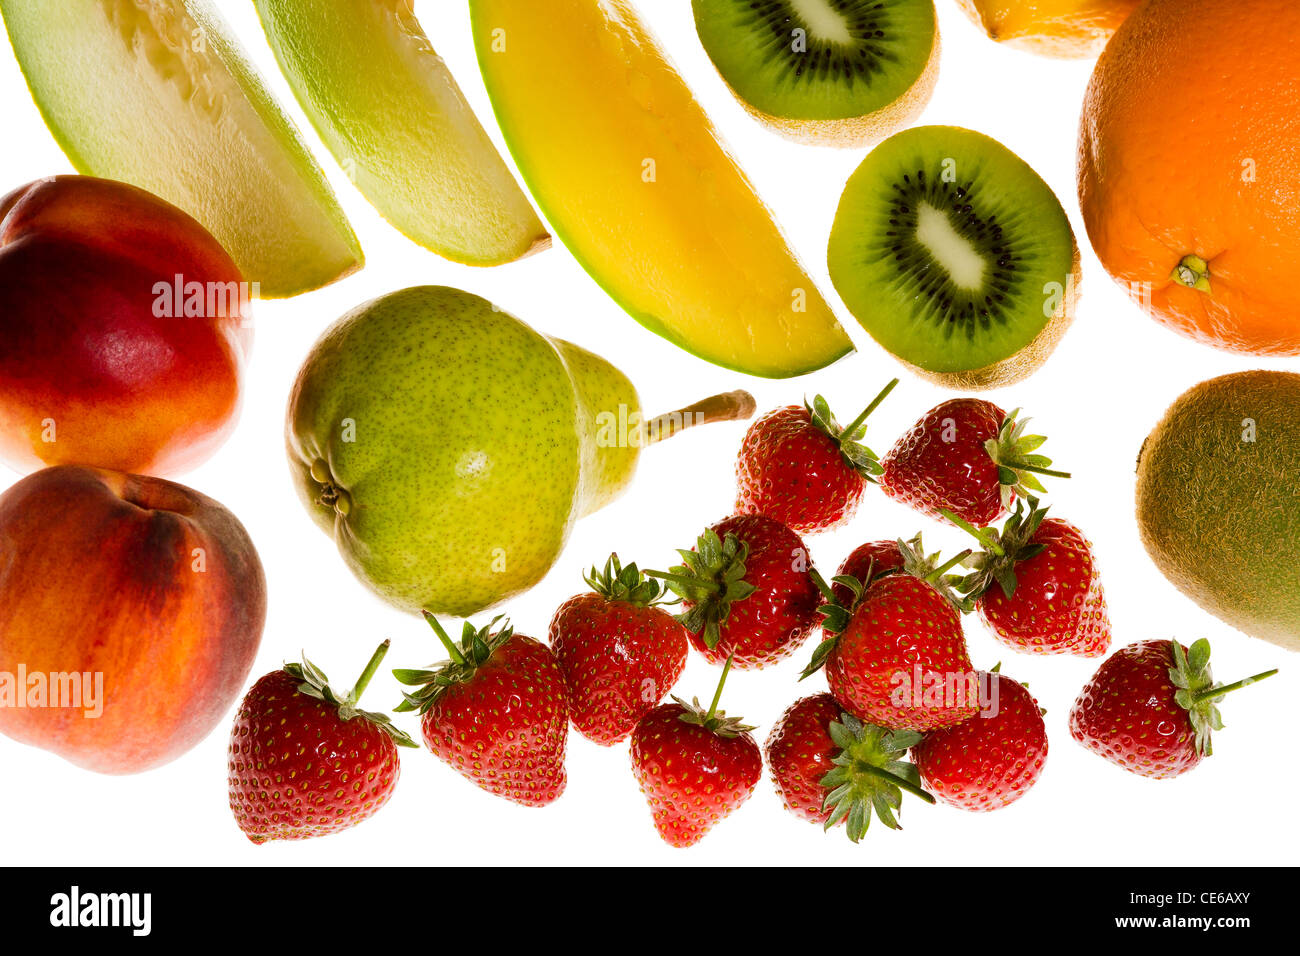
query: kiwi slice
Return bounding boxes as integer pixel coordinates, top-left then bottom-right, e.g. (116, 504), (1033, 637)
(828, 126), (1080, 388)
(691, 0), (939, 147)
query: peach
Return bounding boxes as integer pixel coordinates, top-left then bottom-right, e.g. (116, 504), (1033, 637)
(0, 175), (248, 476)
(0, 465), (266, 774)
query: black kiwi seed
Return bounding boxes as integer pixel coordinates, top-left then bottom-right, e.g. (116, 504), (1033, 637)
(872, 165), (1022, 342)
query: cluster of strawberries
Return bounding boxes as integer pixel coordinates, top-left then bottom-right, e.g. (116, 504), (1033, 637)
(225, 385), (1276, 847)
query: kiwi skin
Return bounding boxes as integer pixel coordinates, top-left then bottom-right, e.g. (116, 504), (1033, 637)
(1136, 370), (1300, 654)
(710, 30), (941, 149)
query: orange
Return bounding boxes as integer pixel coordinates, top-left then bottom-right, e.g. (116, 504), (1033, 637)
(954, 0), (1141, 58)
(1078, 0), (1300, 355)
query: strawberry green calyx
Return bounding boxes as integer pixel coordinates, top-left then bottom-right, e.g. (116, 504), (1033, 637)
(288, 640), (417, 747)
(647, 530), (757, 649)
(802, 536), (971, 679)
(674, 655), (755, 738)
(394, 613), (515, 714)
(948, 498), (1050, 601)
(1168, 639), (1278, 757)
(584, 553), (664, 606)
(805, 378), (899, 480)
(985, 409), (1070, 511)
(820, 714), (934, 843)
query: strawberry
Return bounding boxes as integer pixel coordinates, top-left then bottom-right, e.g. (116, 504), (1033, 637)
(228, 640), (416, 844)
(830, 537), (908, 605)
(396, 614), (569, 806)
(804, 538), (978, 732)
(1069, 639), (1276, 779)
(734, 381), (897, 533)
(766, 693), (933, 841)
(629, 657), (762, 847)
(950, 500), (1111, 658)
(912, 669), (1048, 812)
(548, 554), (688, 746)
(652, 514), (820, 669)
(880, 400), (1068, 526)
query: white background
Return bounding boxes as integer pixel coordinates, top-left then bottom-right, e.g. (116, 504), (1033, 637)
(1, 1), (1294, 866)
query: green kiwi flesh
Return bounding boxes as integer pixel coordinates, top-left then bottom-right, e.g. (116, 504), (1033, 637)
(828, 125), (1078, 386)
(692, 0), (937, 124)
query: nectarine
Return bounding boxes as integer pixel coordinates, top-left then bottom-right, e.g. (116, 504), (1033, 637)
(0, 175), (249, 476)
(0, 465), (266, 774)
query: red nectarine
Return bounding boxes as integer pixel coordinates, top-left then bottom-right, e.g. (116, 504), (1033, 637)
(0, 465), (266, 774)
(0, 175), (249, 476)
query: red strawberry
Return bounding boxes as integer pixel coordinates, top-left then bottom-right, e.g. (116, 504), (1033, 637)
(766, 693), (933, 840)
(396, 614), (568, 806)
(951, 500), (1111, 658)
(630, 658), (762, 847)
(228, 641), (415, 844)
(735, 381), (897, 533)
(1069, 639), (1276, 779)
(913, 669), (1048, 812)
(831, 538), (908, 605)
(653, 514), (820, 669)
(804, 539), (978, 732)
(880, 400), (1068, 526)
(548, 554), (688, 745)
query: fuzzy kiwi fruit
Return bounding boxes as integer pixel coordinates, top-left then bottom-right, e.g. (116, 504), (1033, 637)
(1137, 371), (1300, 654)
(691, 0), (940, 148)
(828, 125), (1080, 388)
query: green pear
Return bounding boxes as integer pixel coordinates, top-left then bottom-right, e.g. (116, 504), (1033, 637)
(286, 286), (754, 617)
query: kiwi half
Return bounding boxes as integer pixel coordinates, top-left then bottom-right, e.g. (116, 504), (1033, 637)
(828, 126), (1080, 388)
(692, 0), (939, 147)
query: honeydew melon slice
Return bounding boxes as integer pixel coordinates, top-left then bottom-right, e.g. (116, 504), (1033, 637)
(253, 0), (548, 266)
(0, 0), (362, 297)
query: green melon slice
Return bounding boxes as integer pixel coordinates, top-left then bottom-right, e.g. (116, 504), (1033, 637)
(0, 0), (362, 297)
(253, 0), (548, 266)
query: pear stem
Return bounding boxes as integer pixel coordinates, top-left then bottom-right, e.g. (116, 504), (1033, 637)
(642, 390), (757, 446)
(346, 640), (391, 704)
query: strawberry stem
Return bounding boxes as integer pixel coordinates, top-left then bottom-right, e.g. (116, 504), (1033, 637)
(858, 763), (936, 804)
(705, 654), (735, 722)
(1016, 463), (1072, 479)
(422, 610), (466, 666)
(346, 639), (391, 704)
(1191, 668), (1278, 704)
(808, 567), (838, 603)
(643, 390), (757, 446)
(840, 378), (899, 437)
(940, 509), (1003, 555)
(925, 550), (972, 581)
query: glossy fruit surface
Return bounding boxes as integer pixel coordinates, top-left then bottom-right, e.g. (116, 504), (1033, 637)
(254, 0), (547, 265)
(228, 643), (414, 844)
(914, 671), (1047, 811)
(0, 465), (266, 774)
(630, 697), (761, 847)
(549, 557), (688, 745)
(664, 515), (820, 669)
(0, 0), (362, 296)
(469, 0), (852, 377)
(398, 618), (569, 807)
(1079, 0), (1300, 353)
(955, 0), (1140, 57)
(820, 574), (977, 731)
(0, 175), (245, 475)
